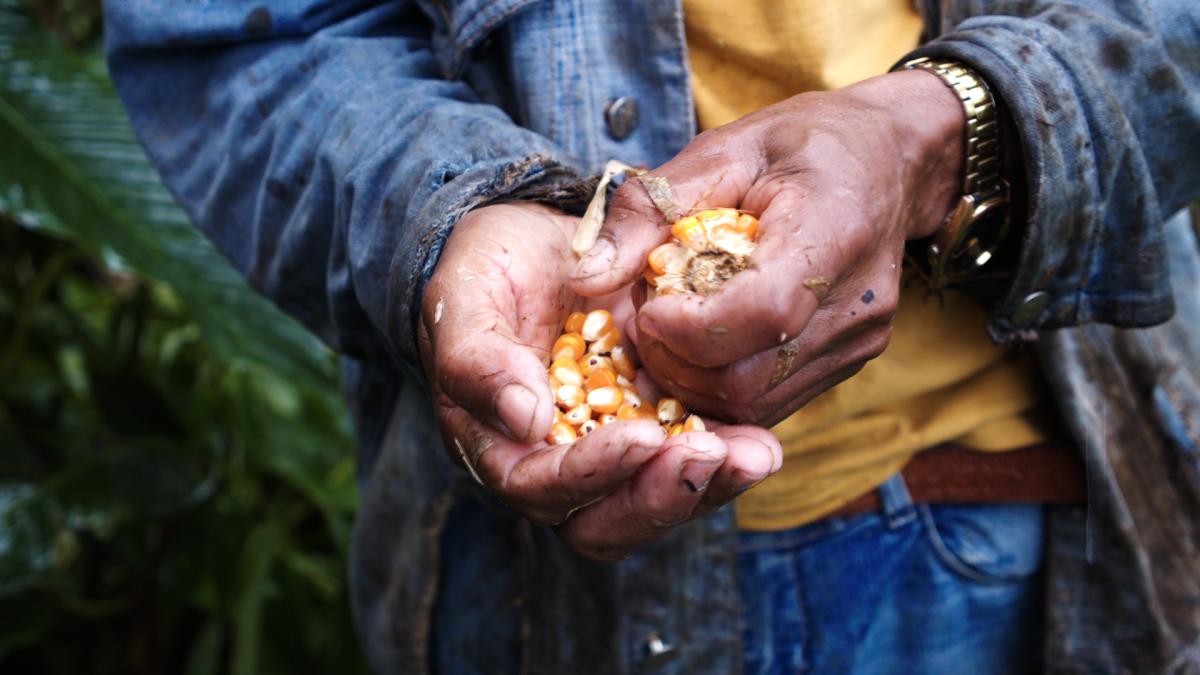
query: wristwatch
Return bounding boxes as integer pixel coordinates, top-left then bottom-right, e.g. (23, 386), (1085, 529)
(896, 57), (1011, 289)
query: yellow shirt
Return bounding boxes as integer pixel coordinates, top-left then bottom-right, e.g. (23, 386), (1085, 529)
(683, 0), (1052, 530)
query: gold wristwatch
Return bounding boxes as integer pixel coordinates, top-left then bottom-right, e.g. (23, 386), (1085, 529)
(897, 57), (1011, 289)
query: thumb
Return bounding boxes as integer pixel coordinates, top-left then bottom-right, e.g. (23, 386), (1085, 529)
(569, 177), (670, 297)
(569, 138), (758, 297)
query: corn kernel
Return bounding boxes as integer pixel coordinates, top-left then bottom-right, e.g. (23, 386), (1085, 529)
(588, 327), (621, 355)
(648, 243), (686, 275)
(547, 421), (578, 444)
(617, 404), (642, 420)
(734, 213), (759, 239)
(556, 384), (585, 409)
(564, 311), (587, 334)
(598, 414), (617, 426)
(579, 354), (613, 375)
(563, 404), (592, 426)
(586, 386), (624, 414)
(657, 398), (684, 426)
(682, 415), (706, 433)
(621, 389), (642, 409)
(579, 419), (599, 436)
(668, 423), (685, 437)
(585, 368), (618, 392)
(671, 216), (707, 249)
(609, 345), (636, 380)
(552, 333), (587, 361)
(550, 358), (583, 387)
(581, 309), (615, 342)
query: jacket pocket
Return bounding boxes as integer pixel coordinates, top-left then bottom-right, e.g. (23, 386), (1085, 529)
(920, 503), (1045, 584)
(416, 0), (544, 78)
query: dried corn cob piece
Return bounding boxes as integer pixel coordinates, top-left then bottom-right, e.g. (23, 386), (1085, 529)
(647, 207), (760, 296)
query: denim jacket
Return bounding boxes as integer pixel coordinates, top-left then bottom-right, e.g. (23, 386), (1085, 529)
(104, 0), (1200, 672)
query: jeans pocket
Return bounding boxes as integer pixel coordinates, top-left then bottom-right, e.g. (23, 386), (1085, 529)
(920, 503), (1045, 584)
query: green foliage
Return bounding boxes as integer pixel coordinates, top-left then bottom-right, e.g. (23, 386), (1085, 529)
(0, 2), (369, 674)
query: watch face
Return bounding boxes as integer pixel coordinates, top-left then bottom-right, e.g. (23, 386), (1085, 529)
(948, 195), (1010, 274)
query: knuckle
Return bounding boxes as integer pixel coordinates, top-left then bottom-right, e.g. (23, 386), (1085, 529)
(863, 326), (892, 361)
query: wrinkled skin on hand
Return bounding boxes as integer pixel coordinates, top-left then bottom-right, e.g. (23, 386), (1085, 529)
(572, 70), (967, 427)
(419, 202), (781, 561)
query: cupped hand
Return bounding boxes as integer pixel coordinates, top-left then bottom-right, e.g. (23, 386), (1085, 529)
(571, 70), (966, 426)
(418, 202), (781, 561)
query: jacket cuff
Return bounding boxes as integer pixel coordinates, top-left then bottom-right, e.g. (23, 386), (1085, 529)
(903, 22), (1175, 343)
(386, 153), (589, 375)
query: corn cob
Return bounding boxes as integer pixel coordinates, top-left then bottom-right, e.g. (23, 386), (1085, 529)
(645, 208), (760, 296)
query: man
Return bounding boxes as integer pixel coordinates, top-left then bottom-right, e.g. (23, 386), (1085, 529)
(104, 0), (1200, 672)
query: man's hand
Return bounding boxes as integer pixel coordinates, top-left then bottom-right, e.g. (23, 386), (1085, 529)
(419, 202), (781, 561)
(570, 70), (966, 426)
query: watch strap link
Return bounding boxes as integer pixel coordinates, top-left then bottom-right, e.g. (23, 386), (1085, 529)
(898, 57), (1011, 289)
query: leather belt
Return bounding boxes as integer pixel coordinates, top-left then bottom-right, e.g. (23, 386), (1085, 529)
(827, 442), (1087, 520)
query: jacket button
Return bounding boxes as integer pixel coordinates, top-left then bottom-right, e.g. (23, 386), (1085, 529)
(642, 632), (678, 668)
(605, 97), (639, 140)
(1012, 291), (1050, 326)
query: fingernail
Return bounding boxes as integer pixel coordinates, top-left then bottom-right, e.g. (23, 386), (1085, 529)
(681, 454), (722, 493)
(732, 468), (769, 492)
(494, 383), (538, 440)
(572, 237), (616, 281)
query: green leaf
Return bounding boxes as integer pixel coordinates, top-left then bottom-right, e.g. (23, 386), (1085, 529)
(231, 522), (282, 675)
(0, 0), (336, 391)
(0, 483), (60, 597)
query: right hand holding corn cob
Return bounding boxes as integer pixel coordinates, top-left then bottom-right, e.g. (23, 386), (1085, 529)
(571, 70), (968, 427)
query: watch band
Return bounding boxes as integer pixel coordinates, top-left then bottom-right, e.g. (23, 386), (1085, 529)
(897, 57), (1011, 289)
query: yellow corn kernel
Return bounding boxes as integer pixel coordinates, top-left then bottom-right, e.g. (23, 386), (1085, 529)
(657, 398), (684, 426)
(648, 243), (681, 275)
(581, 309), (615, 342)
(564, 403), (592, 426)
(616, 404), (642, 420)
(579, 419), (599, 436)
(552, 333), (586, 362)
(547, 421), (578, 445)
(564, 311), (587, 334)
(586, 386), (624, 414)
(555, 384), (585, 409)
(734, 213), (759, 239)
(609, 345), (636, 380)
(668, 423), (685, 437)
(621, 389), (642, 409)
(585, 368), (618, 392)
(616, 374), (636, 390)
(579, 354), (613, 375)
(671, 216), (707, 249)
(588, 327), (621, 355)
(682, 415), (706, 433)
(598, 413), (617, 426)
(549, 357), (583, 387)
(553, 408), (565, 425)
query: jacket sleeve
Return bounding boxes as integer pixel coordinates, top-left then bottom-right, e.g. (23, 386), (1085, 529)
(907, 0), (1200, 342)
(103, 0), (584, 372)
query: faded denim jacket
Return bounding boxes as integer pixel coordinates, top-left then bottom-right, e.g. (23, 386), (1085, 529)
(104, 0), (1200, 672)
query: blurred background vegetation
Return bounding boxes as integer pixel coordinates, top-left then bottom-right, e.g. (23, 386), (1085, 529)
(1, 1), (370, 673)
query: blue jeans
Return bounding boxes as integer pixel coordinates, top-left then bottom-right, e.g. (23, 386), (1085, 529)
(737, 475), (1045, 675)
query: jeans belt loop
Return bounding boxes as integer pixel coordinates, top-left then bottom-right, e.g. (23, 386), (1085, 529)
(878, 473), (918, 529)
